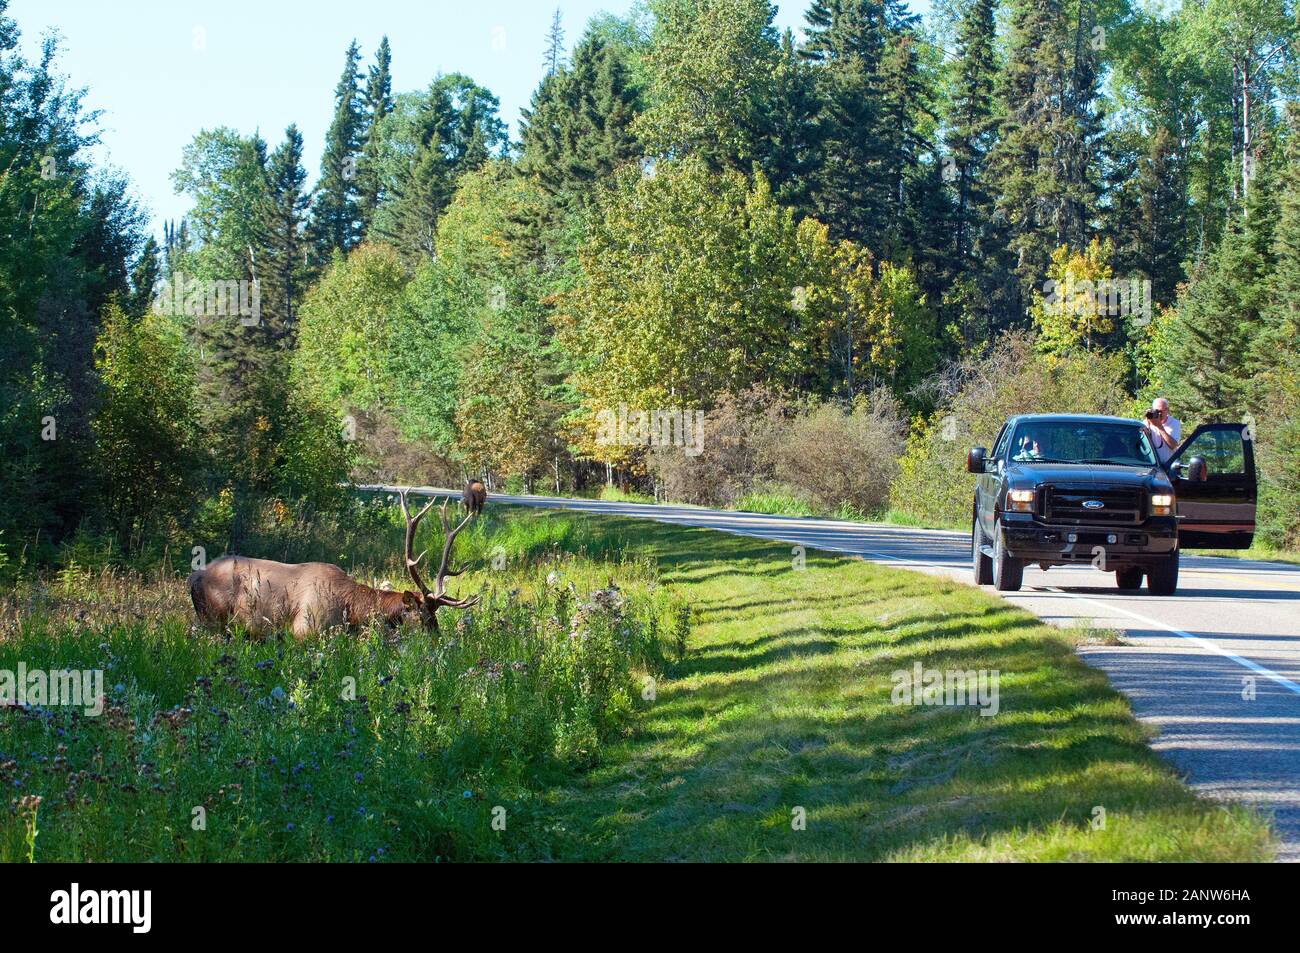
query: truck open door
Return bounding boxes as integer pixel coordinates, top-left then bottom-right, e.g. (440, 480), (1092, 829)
(1165, 423), (1256, 549)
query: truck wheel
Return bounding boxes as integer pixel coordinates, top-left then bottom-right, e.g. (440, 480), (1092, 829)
(1147, 551), (1179, 596)
(992, 522), (1023, 592)
(972, 515), (993, 585)
(1115, 567), (1144, 590)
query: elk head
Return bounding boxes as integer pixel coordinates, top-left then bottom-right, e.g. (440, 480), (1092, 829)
(398, 486), (484, 632)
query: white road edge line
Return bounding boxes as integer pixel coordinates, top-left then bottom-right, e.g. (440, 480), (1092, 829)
(384, 485), (1300, 697)
(824, 544), (1300, 699)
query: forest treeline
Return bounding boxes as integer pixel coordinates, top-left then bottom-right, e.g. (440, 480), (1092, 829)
(2, 0), (1298, 569)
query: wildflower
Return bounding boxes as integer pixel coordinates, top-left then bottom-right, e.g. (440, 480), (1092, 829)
(270, 686), (286, 703)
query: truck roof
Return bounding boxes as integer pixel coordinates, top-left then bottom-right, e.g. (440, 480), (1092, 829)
(1008, 413), (1141, 426)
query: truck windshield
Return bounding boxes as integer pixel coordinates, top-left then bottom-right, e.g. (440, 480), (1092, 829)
(1009, 421), (1157, 466)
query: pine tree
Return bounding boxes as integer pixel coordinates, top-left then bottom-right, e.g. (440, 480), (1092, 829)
(985, 0), (1101, 314)
(544, 8), (566, 75)
(260, 124), (311, 342)
(357, 37), (394, 234)
(800, 0), (919, 251)
(127, 237), (161, 317)
(311, 40), (365, 263)
(519, 32), (641, 218)
(944, 0), (998, 266)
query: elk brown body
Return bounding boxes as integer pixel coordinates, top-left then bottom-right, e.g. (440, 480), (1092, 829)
(188, 485), (484, 638)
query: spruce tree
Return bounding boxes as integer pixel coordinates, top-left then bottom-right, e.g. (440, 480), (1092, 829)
(800, 0), (919, 251)
(544, 8), (566, 75)
(519, 33), (641, 216)
(944, 0), (998, 266)
(311, 40), (365, 263)
(756, 29), (823, 218)
(127, 237), (161, 317)
(1250, 107), (1300, 542)
(985, 0), (1100, 314)
(357, 37), (394, 234)
(260, 124), (311, 342)
(373, 75), (507, 261)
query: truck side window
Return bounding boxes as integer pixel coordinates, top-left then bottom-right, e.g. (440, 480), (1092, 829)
(1180, 429), (1246, 476)
(991, 425), (1009, 462)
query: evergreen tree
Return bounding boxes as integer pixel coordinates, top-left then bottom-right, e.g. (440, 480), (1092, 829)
(755, 28), (823, 218)
(371, 75), (507, 261)
(1249, 106), (1300, 542)
(259, 124), (311, 342)
(944, 0), (998, 266)
(357, 37), (394, 234)
(311, 40), (365, 263)
(800, 0), (920, 251)
(985, 0), (1101, 315)
(1154, 150), (1278, 421)
(544, 8), (566, 75)
(519, 32), (642, 226)
(127, 236), (162, 318)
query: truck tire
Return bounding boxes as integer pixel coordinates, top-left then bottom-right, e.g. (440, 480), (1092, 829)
(992, 521), (1023, 592)
(972, 514), (993, 585)
(1147, 551), (1179, 596)
(1115, 567), (1144, 590)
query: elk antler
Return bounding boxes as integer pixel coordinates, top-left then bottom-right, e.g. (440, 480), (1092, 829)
(398, 487), (482, 629)
(398, 488), (437, 598)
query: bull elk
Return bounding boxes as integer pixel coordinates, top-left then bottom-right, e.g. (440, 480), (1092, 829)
(188, 483), (486, 638)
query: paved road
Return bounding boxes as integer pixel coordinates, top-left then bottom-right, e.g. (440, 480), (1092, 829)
(369, 486), (1300, 860)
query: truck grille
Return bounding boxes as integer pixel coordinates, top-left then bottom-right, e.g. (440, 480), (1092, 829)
(1042, 485), (1143, 525)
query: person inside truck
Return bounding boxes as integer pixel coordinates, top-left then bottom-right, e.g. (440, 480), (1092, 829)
(1143, 397), (1182, 464)
(1013, 431), (1044, 461)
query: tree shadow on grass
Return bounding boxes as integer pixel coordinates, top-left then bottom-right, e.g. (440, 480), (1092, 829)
(525, 515), (1255, 861)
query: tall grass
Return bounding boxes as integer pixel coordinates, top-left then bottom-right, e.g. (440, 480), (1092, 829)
(0, 504), (676, 861)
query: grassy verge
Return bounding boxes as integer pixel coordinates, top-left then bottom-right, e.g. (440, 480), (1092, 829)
(0, 506), (1272, 861)
(522, 515), (1271, 862)
(1195, 544), (1300, 566)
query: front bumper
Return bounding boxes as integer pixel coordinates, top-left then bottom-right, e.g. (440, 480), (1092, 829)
(999, 512), (1177, 565)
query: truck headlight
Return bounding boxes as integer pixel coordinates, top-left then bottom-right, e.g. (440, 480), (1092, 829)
(1006, 488), (1035, 513)
(1151, 493), (1173, 516)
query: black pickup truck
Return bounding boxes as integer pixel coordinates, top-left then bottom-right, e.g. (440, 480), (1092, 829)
(967, 414), (1256, 595)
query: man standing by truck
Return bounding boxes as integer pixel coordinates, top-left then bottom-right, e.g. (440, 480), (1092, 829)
(1144, 397), (1182, 464)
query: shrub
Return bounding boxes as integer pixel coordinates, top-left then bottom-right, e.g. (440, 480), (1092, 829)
(645, 386), (795, 507)
(763, 389), (907, 515)
(891, 332), (1131, 528)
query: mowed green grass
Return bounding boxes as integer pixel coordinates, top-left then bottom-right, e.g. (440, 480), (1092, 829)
(522, 513), (1273, 862)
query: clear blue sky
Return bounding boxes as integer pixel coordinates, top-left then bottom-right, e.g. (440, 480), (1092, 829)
(8, 0), (928, 235)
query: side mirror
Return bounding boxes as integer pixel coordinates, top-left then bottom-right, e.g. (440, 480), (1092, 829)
(1186, 456), (1208, 482)
(967, 447), (987, 474)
